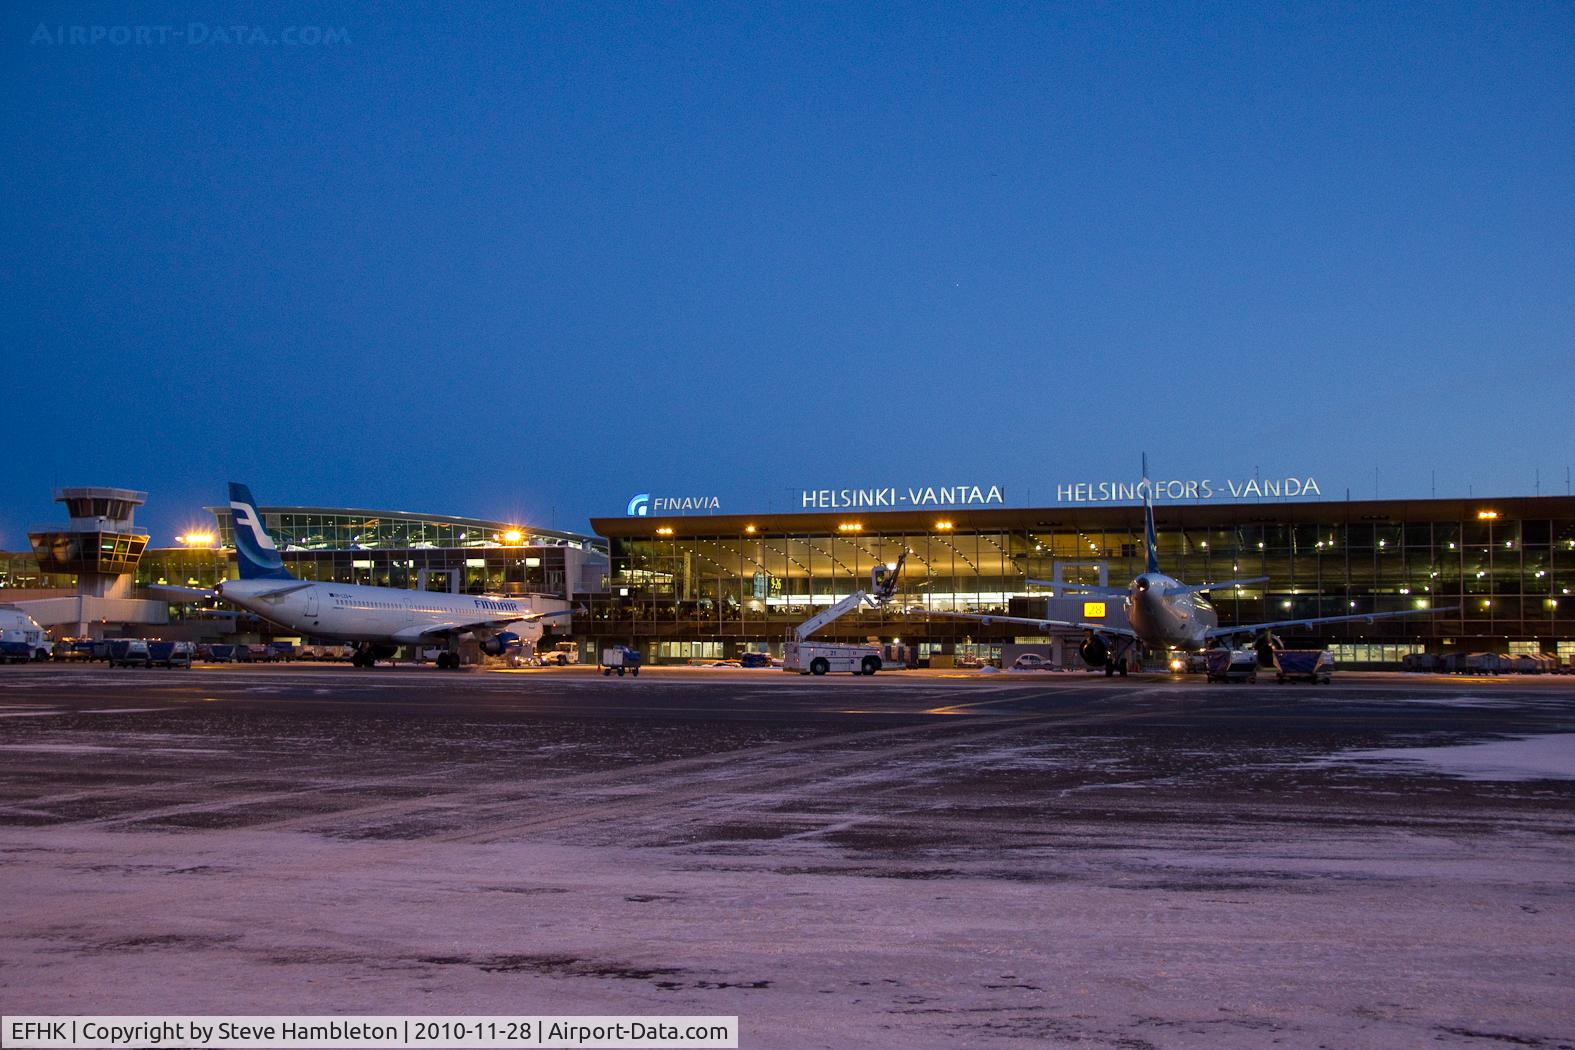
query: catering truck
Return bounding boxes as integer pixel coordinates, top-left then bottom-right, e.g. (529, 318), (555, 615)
(783, 553), (906, 675)
(0, 607), (52, 662)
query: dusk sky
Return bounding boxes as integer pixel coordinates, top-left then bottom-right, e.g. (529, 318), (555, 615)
(3, 2), (1572, 545)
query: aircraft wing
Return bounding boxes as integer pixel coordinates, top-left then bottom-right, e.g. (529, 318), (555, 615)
(236, 582), (316, 603)
(390, 609), (577, 643)
(1203, 606), (1456, 640)
(1025, 579), (1129, 597)
(922, 609), (1139, 639)
(1162, 576), (1270, 597)
(511, 608), (576, 623)
(143, 584), (217, 602)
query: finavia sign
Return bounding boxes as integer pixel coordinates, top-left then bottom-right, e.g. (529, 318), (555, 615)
(1055, 476), (1322, 502)
(626, 492), (721, 516)
(801, 484), (1006, 510)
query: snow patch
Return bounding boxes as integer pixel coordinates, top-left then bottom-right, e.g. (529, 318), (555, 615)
(1326, 734), (1575, 781)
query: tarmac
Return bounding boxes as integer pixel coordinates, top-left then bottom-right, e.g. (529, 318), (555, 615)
(1, 663), (1572, 1048)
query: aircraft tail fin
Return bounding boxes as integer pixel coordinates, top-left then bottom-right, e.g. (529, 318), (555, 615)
(227, 482), (294, 580)
(1141, 453), (1160, 573)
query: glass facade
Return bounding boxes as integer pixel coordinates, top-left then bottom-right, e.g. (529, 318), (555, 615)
(587, 496), (1575, 662)
(207, 506), (599, 553)
(2, 507), (607, 602)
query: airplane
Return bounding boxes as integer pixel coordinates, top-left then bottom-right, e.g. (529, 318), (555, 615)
(215, 483), (573, 668)
(927, 458), (1451, 675)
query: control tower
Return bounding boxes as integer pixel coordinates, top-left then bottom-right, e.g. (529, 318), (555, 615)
(23, 487), (165, 637)
(28, 487), (151, 598)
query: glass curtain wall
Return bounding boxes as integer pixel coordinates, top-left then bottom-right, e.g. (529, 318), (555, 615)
(594, 509), (1575, 658)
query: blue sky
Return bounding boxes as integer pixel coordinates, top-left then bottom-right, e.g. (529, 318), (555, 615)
(2, 2), (1572, 544)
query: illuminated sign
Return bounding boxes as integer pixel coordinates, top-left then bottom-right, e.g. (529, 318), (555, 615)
(1054, 477), (1322, 503)
(1083, 601), (1107, 618)
(627, 493), (721, 516)
(801, 485), (1005, 510)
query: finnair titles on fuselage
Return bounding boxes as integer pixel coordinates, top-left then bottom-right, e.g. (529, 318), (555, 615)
(216, 483), (570, 668)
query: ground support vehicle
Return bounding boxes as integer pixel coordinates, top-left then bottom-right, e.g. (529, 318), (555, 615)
(1204, 648), (1258, 683)
(783, 554), (906, 676)
(148, 641), (194, 668)
(1, 641), (41, 663)
(785, 639), (887, 676)
(108, 639), (152, 668)
(600, 646), (641, 676)
(540, 642), (580, 666)
(0, 608), (53, 662)
(1273, 649), (1333, 683)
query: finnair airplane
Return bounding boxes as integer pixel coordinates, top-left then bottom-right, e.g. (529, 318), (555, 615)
(932, 459), (1448, 675)
(216, 483), (572, 668)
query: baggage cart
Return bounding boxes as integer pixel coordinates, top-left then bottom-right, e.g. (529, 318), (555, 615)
(1273, 649), (1333, 683)
(1204, 648), (1258, 683)
(600, 646), (641, 676)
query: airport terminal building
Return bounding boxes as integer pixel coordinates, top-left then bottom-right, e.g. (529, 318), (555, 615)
(2, 497), (607, 642)
(6, 485), (1574, 667)
(585, 495), (1575, 666)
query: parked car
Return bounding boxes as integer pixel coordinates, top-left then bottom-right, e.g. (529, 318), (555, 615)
(1011, 653), (1052, 671)
(739, 652), (774, 668)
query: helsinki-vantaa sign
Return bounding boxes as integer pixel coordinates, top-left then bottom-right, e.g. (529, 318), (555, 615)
(801, 485), (1006, 510)
(1056, 476), (1322, 502)
(796, 476), (1323, 510)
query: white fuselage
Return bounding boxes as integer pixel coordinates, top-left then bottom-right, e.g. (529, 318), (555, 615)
(1125, 572), (1220, 650)
(216, 579), (548, 646)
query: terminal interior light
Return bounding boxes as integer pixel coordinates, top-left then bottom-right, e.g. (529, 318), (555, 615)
(744, 525), (756, 534)
(838, 522), (863, 532)
(934, 520), (954, 531)
(656, 526), (674, 536)
(501, 529), (523, 544)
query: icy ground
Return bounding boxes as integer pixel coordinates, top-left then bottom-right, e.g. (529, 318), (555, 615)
(1, 669), (1573, 1048)
(1321, 732), (1575, 782)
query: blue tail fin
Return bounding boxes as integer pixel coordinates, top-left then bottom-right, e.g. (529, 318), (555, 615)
(228, 482), (293, 580)
(1141, 454), (1160, 573)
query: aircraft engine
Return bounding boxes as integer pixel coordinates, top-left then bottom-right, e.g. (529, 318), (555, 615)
(480, 631), (520, 657)
(1079, 635), (1110, 668)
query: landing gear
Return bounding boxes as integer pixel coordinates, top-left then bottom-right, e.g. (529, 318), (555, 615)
(435, 652), (461, 670)
(352, 644), (396, 668)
